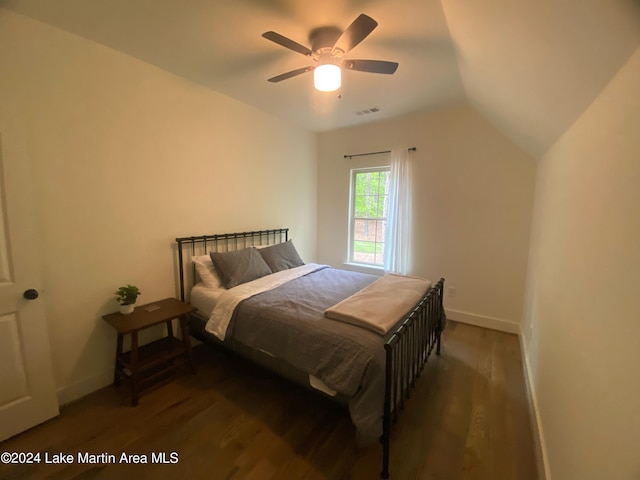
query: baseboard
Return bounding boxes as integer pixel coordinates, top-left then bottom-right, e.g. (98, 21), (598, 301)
(519, 334), (551, 480)
(445, 308), (520, 334)
(56, 369), (113, 407)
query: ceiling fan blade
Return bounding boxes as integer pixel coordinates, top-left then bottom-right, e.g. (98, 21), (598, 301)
(332, 14), (378, 55)
(262, 31), (312, 56)
(267, 66), (314, 83)
(344, 59), (399, 74)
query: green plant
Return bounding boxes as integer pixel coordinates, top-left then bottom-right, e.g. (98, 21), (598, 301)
(115, 285), (141, 305)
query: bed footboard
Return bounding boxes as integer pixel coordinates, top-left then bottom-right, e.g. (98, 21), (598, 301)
(381, 278), (445, 479)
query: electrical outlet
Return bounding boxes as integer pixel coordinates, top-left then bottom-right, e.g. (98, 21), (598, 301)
(448, 286), (457, 298)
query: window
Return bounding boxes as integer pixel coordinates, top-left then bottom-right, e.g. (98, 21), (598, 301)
(349, 167), (390, 266)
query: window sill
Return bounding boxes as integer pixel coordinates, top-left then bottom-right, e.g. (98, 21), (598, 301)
(342, 262), (385, 276)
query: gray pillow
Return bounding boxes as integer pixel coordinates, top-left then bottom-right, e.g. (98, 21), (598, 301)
(258, 240), (304, 273)
(209, 247), (272, 288)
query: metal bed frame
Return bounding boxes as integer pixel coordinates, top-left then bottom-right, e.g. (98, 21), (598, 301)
(175, 228), (444, 479)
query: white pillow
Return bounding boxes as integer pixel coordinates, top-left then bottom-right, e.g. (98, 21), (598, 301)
(192, 255), (222, 289)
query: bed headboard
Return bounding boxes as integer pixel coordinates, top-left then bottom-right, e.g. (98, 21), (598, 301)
(175, 228), (289, 302)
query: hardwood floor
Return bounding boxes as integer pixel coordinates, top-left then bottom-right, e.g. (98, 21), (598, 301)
(0, 321), (538, 480)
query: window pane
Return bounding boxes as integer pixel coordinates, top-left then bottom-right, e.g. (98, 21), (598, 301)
(374, 242), (386, 265)
(353, 219), (378, 242)
(353, 218), (386, 266)
(355, 171), (385, 195)
(354, 173), (365, 195)
(355, 195), (385, 219)
(373, 172), (389, 217)
(375, 220), (386, 244)
(355, 195), (378, 218)
(353, 240), (384, 264)
(376, 193), (385, 217)
(355, 171), (375, 195)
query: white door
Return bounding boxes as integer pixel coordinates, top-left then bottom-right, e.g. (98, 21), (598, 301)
(0, 129), (58, 441)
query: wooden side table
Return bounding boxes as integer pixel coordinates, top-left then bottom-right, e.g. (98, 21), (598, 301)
(102, 297), (197, 406)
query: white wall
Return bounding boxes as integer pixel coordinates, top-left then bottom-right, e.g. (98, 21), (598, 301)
(0, 9), (317, 404)
(318, 107), (536, 331)
(522, 46), (640, 480)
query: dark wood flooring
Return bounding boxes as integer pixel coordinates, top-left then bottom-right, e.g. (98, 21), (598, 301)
(0, 321), (538, 480)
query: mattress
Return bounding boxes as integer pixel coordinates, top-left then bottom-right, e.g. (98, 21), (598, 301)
(189, 280), (342, 400)
(189, 282), (224, 317)
(189, 313), (344, 401)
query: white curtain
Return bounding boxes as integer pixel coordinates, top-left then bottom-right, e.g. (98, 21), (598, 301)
(384, 148), (412, 274)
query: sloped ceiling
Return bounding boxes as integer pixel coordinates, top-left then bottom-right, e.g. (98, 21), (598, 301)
(440, 0), (640, 157)
(2, 0), (639, 158)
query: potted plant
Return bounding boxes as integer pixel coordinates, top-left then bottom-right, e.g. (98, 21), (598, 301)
(115, 284), (141, 315)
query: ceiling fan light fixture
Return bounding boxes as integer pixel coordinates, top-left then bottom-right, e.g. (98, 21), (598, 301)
(263, 14), (397, 90)
(314, 63), (341, 92)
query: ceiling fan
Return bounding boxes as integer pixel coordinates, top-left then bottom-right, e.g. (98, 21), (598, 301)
(262, 14), (399, 92)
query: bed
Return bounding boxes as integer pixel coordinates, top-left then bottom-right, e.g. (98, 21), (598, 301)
(175, 228), (445, 479)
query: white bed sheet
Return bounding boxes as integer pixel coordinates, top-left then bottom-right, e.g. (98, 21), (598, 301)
(189, 282), (224, 317)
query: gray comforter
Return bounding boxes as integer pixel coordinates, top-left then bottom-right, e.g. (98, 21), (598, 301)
(226, 266), (391, 445)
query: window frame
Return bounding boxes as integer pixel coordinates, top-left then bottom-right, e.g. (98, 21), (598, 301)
(347, 166), (391, 268)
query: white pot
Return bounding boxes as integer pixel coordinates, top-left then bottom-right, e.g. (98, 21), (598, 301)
(119, 303), (135, 315)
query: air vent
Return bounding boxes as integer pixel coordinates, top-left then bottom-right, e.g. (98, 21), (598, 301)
(355, 107), (380, 116)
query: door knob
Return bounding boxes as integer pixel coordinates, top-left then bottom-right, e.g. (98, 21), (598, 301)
(23, 289), (39, 300)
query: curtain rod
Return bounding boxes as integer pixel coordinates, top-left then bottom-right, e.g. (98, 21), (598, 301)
(344, 147), (416, 159)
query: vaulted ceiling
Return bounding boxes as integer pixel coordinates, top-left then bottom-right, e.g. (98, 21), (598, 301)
(3, 0), (639, 158)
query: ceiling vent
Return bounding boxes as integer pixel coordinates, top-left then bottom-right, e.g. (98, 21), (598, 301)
(356, 107), (380, 116)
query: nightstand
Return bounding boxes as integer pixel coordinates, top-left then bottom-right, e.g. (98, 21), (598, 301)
(103, 297), (197, 406)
